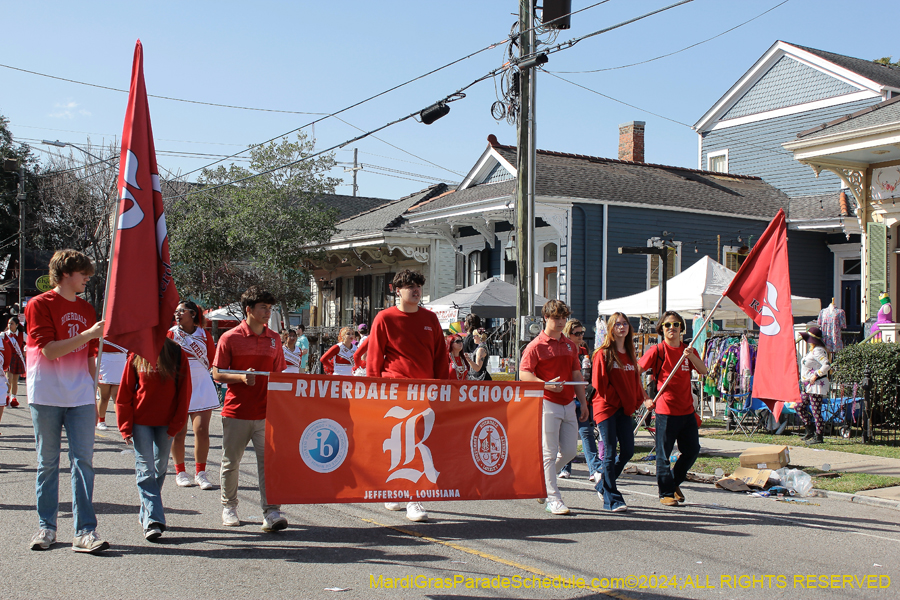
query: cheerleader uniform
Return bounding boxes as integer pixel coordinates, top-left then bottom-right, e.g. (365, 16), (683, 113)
(2, 329), (25, 376)
(283, 345), (301, 373)
(320, 343), (355, 376)
(167, 326), (219, 413)
(97, 343), (128, 385)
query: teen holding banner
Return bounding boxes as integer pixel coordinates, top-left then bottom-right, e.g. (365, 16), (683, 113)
(168, 301), (219, 490)
(366, 269), (450, 522)
(520, 300), (588, 516)
(212, 287), (288, 531)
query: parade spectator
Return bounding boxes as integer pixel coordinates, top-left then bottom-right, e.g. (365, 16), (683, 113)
(446, 334), (469, 381)
(462, 313), (482, 358)
(558, 319), (602, 483)
(3, 317), (25, 407)
(592, 313), (646, 512)
(26, 249), (108, 553)
(357, 323), (369, 343)
(281, 329), (302, 373)
(639, 311), (707, 506)
(96, 343), (126, 431)
(212, 287), (288, 531)
(798, 325), (831, 445)
(353, 335), (369, 375)
(320, 327), (356, 375)
(467, 327), (492, 381)
(116, 338), (191, 541)
(295, 324), (310, 373)
(367, 269), (449, 522)
(519, 300), (587, 515)
(168, 301), (219, 490)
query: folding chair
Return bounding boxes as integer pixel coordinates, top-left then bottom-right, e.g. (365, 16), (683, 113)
(633, 405), (657, 444)
(726, 393), (765, 437)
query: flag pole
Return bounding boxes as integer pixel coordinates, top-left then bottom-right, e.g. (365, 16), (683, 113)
(91, 197), (123, 399)
(634, 293), (726, 434)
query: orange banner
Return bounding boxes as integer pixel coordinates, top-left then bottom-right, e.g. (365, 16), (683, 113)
(264, 374), (546, 504)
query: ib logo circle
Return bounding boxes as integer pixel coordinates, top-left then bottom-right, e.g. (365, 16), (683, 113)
(470, 417), (508, 475)
(299, 419), (348, 474)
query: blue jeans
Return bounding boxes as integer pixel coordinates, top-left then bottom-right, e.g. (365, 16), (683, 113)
(30, 403), (98, 535)
(655, 413), (701, 498)
(594, 408), (634, 509)
(132, 424), (173, 529)
(560, 400), (603, 477)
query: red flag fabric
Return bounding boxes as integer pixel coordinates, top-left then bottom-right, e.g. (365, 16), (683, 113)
(723, 209), (800, 416)
(104, 40), (178, 362)
(264, 374), (547, 504)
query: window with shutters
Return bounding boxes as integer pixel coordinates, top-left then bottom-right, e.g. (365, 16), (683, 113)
(467, 250), (482, 287)
(646, 241), (681, 289)
(867, 222), (887, 319)
(455, 252), (465, 290)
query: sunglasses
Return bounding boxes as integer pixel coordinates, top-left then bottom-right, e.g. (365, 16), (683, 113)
(662, 322), (682, 330)
(571, 330), (584, 336)
(452, 339), (463, 343)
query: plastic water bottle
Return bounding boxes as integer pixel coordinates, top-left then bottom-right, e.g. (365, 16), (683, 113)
(670, 450), (681, 463)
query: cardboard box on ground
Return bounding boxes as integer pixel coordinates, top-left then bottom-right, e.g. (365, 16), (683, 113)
(716, 446), (790, 492)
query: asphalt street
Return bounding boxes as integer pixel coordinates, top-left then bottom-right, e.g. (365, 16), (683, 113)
(1, 402), (897, 600)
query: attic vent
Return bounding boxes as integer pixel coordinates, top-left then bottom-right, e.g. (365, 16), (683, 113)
(480, 162), (514, 185)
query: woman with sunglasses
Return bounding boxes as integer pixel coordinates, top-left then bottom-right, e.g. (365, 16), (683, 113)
(445, 334), (470, 380)
(558, 319), (603, 482)
(467, 328), (492, 381)
(638, 311), (707, 507)
(592, 312), (646, 511)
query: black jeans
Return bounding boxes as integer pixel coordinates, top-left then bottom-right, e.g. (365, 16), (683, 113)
(654, 413), (700, 498)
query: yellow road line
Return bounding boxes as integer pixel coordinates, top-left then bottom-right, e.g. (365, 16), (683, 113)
(358, 516), (637, 599)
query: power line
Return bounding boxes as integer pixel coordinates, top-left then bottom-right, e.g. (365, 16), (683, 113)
(550, 0), (791, 74)
(12, 123), (246, 146)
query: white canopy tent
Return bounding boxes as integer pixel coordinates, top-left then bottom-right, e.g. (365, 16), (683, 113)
(597, 256), (821, 320)
(204, 303), (283, 332)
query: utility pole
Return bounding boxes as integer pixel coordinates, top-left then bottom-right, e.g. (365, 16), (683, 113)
(17, 166), (25, 314)
(515, 0), (537, 369)
(343, 148), (362, 197)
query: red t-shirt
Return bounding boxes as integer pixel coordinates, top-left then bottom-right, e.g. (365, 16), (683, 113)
(25, 290), (99, 408)
(592, 349), (643, 421)
(213, 320), (287, 420)
(353, 336), (369, 371)
(365, 306), (450, 380)
(519, 331), (580, 405)
(116, 350), (192, 438)
(638, 342), (699, 416)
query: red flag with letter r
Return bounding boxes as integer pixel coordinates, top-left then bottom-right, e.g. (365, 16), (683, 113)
(723, 209), (800, 415)
(104, 40), (178, 362)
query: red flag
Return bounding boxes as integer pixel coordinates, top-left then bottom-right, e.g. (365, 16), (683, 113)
(723, 209), (800, 416)
(104, 40), (178, 362)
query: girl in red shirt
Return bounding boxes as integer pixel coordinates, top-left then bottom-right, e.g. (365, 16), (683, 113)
(321, 327), (356, 376)
(117, 338), (191, 541)
(446, 334), (469, 380)
(592, 312), (646, 512)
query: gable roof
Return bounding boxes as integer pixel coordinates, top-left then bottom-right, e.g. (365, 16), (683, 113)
(314, 193), (397, 222)
(793, 95), (900, 141)
(406, 137), (789, 221)
(331, 184), (448, 242)
(695, 41), (897, 132)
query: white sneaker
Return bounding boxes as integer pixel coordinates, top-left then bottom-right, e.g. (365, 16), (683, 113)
(589, 472), (601, 483)
(194, 471), (215, 490)
(175, 472), (194, 487)
(222, 507), (240, 527)
(30, 528), (56, 551)
(262, 510), (288, 532)
(558, 470), (570, 479)
(406, 502), (428, 522)
(72, 530), (110, 554)
(384, 502), (404, 511)
(95, 422), (108, 431)
(545, 500), (570, 515)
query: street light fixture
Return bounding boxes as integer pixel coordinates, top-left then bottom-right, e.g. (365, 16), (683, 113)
(42, 140), (117, 166)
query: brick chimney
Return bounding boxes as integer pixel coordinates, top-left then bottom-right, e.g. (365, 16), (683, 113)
(618, 121), (645, 162)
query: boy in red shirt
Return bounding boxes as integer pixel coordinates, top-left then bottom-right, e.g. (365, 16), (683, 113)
(212, 286), (287, 531)
(366, 269), (449, 521)
(519, 300), (587, 516)
(26, 250), (108, 553)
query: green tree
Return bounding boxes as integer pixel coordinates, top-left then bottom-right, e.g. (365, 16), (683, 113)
(874, 56), (900, 67)
(167, 132), (340, 321)
(0, 115), (40, 299)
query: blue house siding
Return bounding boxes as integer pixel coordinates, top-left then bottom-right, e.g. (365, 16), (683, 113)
(568, 205), (831, 340)
(723, 56), (858, 120)
(701, 96), (879, 197)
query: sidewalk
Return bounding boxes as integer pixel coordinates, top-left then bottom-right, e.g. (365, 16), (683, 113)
(634, 430), (900, 506)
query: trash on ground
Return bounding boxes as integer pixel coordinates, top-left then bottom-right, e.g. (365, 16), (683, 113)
(773, 467), (813, 497)
(739, 446), (789, 470)
(324, 587), (350, 592)
(716, 466), (772, 492)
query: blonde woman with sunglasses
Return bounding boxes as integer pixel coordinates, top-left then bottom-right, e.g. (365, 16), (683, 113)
(638, 311), (707, 507)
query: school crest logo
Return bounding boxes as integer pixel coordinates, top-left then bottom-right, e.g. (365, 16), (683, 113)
(470, 417), (508, 475)
(299, 419), (349, 473)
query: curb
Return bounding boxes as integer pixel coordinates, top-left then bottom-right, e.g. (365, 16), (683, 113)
(808, 489), (900, 512)
(625, 462), (900, 511)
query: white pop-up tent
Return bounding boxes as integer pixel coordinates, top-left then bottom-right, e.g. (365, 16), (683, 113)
(597, 255), (821, 320)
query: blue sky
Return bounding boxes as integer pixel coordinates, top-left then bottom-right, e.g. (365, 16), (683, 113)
(1, 0), (897, 201)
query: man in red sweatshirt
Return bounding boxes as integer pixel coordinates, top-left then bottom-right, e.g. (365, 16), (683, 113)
(366, 269), (449, 521)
